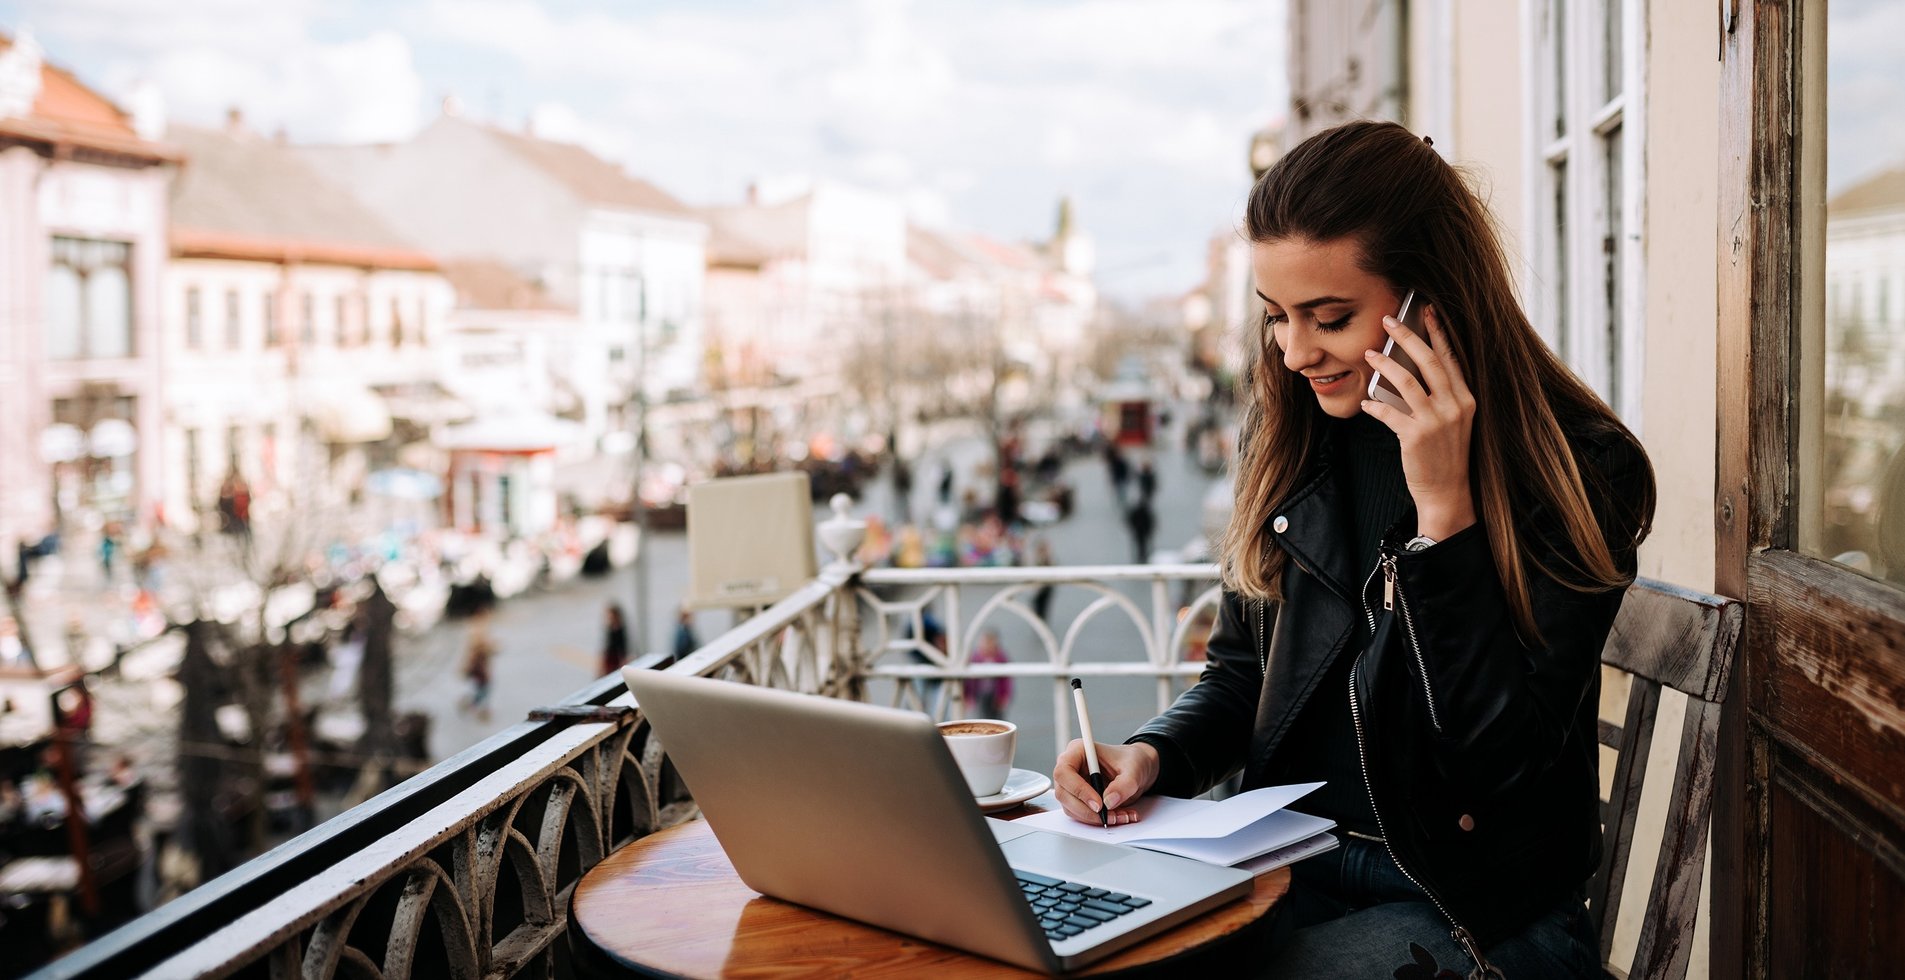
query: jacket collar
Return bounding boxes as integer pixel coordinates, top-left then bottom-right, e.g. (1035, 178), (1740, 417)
(1267, 445), (1361, 603)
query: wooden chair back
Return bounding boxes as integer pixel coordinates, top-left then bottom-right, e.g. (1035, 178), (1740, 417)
(1589, 578), (1743, 980)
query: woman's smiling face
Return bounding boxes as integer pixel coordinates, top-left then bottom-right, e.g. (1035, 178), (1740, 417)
(1251, 236), (1407, 419)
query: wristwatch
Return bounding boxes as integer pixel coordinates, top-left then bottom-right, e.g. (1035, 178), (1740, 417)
(1403, 535), (1437, 553)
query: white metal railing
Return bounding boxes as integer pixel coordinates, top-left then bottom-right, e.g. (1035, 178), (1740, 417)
(38, 559), (1221, 978)
(853, 563), (1223, 756)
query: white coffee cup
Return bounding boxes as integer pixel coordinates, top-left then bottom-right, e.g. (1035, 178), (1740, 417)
(938, 719), (1017, 797)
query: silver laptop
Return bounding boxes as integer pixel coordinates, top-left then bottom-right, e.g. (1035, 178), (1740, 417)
(622, 669), (1253, 973)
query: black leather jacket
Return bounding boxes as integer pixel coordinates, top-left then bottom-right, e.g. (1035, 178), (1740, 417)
(1131, 424), (1648, 957)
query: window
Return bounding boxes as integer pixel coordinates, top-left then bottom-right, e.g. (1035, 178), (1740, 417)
(183, 428), (201, 509)
(47, 237), (133, 360)
(225, 289), (242, 350)
(263, 291), (280, 347)
(390, 297), (405, 347)
(300, 292), (315, 346)
(185, 286), (203, 350)
(1807, 0), (1905, 583)
(227, 424), (244, 470)
(1526, 0), (1643, 423)
(335, 295), (351, 347)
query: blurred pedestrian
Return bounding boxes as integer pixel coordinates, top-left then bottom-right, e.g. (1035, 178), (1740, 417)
(894, 525), (927, 568)
(937, 463), (955, 504)
(462, 612), (496, 721)
(672, 606), (700, 664)
(995, 467), (1021, 526)
(601, 604), (629, 675)
(1137, 460), (1158, 502)
(1105, 445), (1131, 504)
(1031, 538), (1057, 622)
(1125, 497), (1156, 565)
(892, 456), (914, 522)
(963, 629), (1013, 718)
(908, 612), (948, 710)
(98, 527), (118, 580)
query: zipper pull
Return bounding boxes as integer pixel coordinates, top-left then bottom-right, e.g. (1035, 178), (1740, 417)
(1453, 927), (1505, 980)
(1382, 556), (1396, 611)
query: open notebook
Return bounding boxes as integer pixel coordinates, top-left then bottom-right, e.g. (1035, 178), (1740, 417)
(1015, 782), (1339, 870)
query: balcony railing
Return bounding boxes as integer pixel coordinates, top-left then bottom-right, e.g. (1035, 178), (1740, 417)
(31, 559), (1218, 980)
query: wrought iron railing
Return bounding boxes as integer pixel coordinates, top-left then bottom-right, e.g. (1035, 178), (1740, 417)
(856, 564), (1222, 755)
(30, 558), (1220, 979)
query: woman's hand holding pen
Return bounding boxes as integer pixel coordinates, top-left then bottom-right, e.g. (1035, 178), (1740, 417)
(1053, 740), (1158, 826)
(1359, 304), (1478, 541)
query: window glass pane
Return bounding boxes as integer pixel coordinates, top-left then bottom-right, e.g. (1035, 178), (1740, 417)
(186, 287), (202, 349)
(47, 263), (82, 359)
(226, 290), (242, 349)
(1551, 0), (1568, 139)
(1812, 0), (1905, 585)
(1552, 159), (1570, 355)
(86, 263), (132, 359)
(1601, 0), (1622, 104)
(1603, 125), (1623, 409)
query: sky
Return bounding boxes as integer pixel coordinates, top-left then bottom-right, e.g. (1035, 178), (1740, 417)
(0, 0), (1286, 302)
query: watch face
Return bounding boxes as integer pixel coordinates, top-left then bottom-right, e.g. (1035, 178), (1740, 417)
(1404, 536), (1436, 552)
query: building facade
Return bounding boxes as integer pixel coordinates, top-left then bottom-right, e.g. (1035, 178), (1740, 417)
(0, 32), (173, 553)
(163, 121), (453, 531)
(299, 113), (708, 450)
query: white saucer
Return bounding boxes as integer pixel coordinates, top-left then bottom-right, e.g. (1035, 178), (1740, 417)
(975, 768), (1052, 814)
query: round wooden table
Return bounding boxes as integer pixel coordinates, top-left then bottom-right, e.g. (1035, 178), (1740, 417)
(571, 797), (1290, 978)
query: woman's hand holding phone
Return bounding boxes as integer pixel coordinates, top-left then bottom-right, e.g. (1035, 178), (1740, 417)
(1360, 304), (1479, 541)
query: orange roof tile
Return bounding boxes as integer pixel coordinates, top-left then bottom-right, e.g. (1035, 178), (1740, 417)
(172, 227), (439, 271)
(0, 33), (175, 163)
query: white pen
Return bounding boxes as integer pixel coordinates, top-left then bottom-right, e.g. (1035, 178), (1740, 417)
(1069, 677), (1109, 827)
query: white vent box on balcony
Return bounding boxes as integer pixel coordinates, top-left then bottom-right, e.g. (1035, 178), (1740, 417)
(687, 471), (816, 609)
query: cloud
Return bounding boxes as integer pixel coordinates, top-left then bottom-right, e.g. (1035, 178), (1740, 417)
(8, 0), (1285, 299)
(1827, 0), (1905, 191)
(11, 0), (425, 144)
(138, 30), (423, 143)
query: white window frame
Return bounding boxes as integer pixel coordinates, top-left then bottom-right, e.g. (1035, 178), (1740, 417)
(1521, 0), (1647, 428)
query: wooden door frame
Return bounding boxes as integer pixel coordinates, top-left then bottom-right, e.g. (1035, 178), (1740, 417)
(1715, 3), (1905, 977)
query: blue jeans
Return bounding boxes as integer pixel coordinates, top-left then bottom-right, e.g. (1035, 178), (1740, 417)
(1261, 838), (1600, 979)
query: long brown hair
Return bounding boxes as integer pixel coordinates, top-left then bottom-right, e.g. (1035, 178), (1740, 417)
(1222, 120), (1655, 643)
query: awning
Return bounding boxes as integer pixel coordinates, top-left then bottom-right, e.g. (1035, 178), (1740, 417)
(303, 380), (392, 444)
(435, 411), (584, 453)
(372, 381), (474, 425)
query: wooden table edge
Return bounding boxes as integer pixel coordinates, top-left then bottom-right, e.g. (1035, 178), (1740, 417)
(572, 811), (1290, 978)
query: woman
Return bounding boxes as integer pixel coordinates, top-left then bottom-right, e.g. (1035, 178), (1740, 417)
(601, 604), (629, 675)
(1053, 121), (1653, 979)
(962, 629), (1013, 719)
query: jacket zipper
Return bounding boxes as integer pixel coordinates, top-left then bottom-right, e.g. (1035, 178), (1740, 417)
(1348, 653), (1504, 979)
(1256, 598), (1267, 676)
(1368, 552), (1442, 734)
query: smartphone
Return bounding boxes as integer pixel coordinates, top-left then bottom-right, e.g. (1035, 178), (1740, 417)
(1366, 289), (1430, 416)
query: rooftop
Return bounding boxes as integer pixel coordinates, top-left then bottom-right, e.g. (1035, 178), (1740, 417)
(169, 122), (437, 271)
(1829, 164), (1905, 217)
(0, 32), (173, 164)
(486, 123), (696, 218)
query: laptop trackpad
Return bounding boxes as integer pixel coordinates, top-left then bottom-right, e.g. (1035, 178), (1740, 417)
(1000, 830), (1127, 876)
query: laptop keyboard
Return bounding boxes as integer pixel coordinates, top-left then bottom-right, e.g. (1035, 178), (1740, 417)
(1013, 869), (1154, 943)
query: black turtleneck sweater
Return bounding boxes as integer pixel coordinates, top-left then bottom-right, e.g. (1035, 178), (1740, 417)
(1269, 413), (1411, 837)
